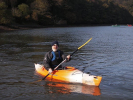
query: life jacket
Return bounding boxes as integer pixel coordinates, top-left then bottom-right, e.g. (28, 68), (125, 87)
(50, 50), (63, 69)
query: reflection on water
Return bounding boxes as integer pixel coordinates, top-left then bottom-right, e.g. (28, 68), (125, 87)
(43, 82), (101, 96)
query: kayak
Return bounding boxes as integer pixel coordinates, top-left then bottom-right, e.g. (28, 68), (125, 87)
(35, 63), (102, 86)
(127, 24), (132, 27)
(112, 25), (120, 27)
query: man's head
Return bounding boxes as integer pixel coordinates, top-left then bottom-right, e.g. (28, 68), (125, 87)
(51, 41), (59, 51)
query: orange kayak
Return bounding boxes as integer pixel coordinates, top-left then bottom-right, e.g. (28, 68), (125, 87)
(35, 64), (102, 86)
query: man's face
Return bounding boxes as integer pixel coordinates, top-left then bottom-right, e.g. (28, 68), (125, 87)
(52, 44), (58, 51)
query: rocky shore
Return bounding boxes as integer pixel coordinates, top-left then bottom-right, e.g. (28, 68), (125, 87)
(0, 24), (45, 33)
(0, 24), (115, 33)
(0, 25), (15, 31)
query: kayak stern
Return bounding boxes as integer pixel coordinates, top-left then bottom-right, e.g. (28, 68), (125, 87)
(82, 73), (102, 86)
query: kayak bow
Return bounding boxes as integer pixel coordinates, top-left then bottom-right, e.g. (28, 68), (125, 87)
(35, 64), (102, 86)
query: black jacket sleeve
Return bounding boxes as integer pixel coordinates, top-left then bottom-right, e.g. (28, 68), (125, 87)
(43, 51), (52, 70)
(61, 51), (71, 62)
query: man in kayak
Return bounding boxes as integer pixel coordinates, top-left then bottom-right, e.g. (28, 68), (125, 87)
(43, 41), (71, 73)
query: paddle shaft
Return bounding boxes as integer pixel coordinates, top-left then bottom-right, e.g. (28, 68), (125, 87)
(42, 59), (67, 80)
(42, 38), (92, 80)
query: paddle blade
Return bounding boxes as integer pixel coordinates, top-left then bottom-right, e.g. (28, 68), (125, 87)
(78, 38), (92, 50)
(42, 73), (50, 80)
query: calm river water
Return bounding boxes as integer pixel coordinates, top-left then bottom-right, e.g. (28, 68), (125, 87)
(0, 26), (133, 100)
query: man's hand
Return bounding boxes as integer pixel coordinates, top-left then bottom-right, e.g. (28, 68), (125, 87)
(48, 68), (52, 74)
(66, 55), (71, 60)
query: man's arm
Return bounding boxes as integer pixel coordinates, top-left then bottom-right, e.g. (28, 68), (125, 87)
(43, 52), (51, 70)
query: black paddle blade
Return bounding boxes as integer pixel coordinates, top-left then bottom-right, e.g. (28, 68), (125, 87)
(42, 73), (50, 80)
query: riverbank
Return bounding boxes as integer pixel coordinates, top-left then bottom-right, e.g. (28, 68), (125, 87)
(0, 25), (15, 31)
(0, 24), (46, 33)
(0, 24), (128, 33)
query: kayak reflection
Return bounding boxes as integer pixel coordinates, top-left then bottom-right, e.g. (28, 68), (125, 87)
(43, 81), (101, 96)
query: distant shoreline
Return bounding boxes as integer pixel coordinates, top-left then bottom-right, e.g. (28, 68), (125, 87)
(0, 24), (46, 33)
(0, 24), (129, 33)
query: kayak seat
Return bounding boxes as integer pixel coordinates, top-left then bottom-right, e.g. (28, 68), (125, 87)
(65, 66), (76, 71)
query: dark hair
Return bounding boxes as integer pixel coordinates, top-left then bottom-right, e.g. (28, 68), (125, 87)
(51, 41), (59, 46)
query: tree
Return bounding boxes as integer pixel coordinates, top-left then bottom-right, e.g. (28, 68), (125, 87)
(18, 3), (30, 17)
(13, 3), (30, 23)
(31, 0), (52, 24)
(10, 0), (18, 8)
(0, 2), (13, 24)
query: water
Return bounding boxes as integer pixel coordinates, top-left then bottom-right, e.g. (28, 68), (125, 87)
(0, 26), (133, 100)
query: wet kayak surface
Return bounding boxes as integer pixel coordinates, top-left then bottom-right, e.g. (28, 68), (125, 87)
(0, 26), (133, 100)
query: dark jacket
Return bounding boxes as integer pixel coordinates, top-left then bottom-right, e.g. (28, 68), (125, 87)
(43, 50), (70, 70)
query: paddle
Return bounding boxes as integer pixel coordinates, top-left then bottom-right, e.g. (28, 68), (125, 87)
(42, 38), (92, 80)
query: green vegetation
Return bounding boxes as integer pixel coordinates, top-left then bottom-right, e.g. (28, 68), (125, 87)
(0, 2), (13, 24)
(0, 0), (133, 26)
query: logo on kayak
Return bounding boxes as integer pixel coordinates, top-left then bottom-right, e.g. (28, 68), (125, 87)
(50, 74), (58, 76)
